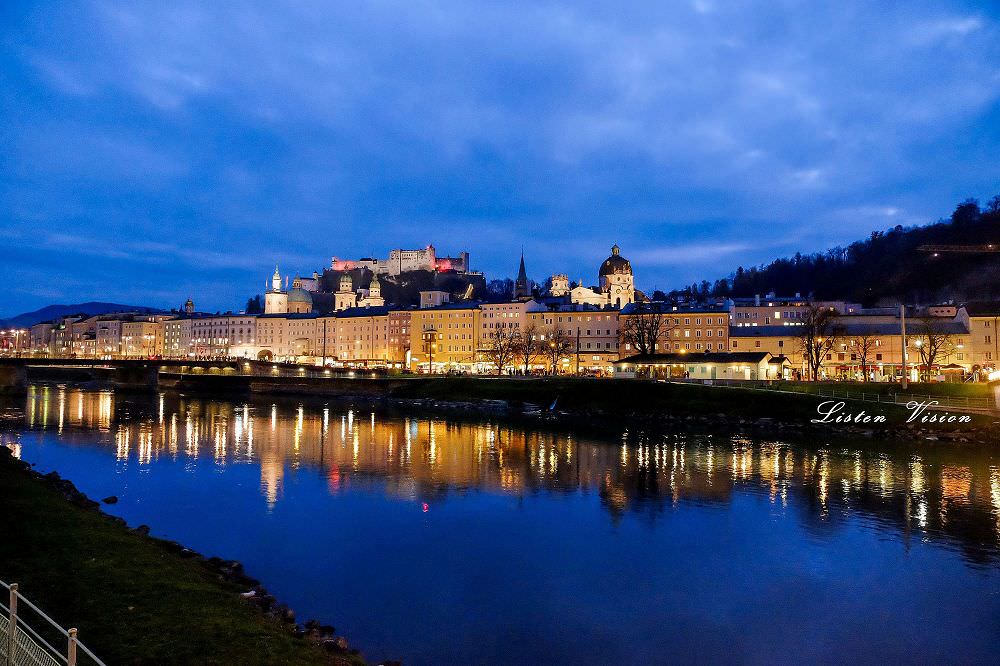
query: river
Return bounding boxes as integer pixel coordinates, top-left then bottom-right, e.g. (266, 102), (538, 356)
(3, 385), (1000, 664)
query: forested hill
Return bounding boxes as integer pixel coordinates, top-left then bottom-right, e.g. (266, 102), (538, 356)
(685, 196), (1000, 305)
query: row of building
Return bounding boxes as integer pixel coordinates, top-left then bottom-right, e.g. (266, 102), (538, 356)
(3, 245), (998, 381)
(6, 296), (998, 381)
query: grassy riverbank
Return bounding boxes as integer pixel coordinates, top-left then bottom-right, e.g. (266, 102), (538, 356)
(0, 448), (361, 665)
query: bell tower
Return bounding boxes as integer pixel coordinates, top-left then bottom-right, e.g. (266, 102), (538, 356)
(335, 273), (357, 311)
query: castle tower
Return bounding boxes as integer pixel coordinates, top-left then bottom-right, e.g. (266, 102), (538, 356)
(335, 273), (356, 311)
(598, 244), (635, 308)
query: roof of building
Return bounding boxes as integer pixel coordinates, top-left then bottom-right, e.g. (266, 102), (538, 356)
(169, 312), (256, 321)
(620, 301), (727, 316)
(287, 288), (313, 304)
(415, 301), (483, 312)
(730, 320), (969, 337)
(542, 302), (618, 313)
(334, 305), (393, 318)
(256, 313), (319, 320)
(729, 296), (807, 305)
(614, 352), (777, 365)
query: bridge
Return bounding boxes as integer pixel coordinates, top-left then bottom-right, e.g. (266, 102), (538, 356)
(0, 358), (330, 393)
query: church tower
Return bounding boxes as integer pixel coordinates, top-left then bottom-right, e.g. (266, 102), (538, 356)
(184, 297), (195, 314)
(264, 265), (289, 314)
(599, 244), (635, 308)
(514, 252), (530, 300)
(358, 275), (385, 307)
(549, 274), (569, 298)
(335, 273), (357, 311)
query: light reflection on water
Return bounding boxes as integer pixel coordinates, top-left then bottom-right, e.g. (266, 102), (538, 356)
(8, 385), (1000, 558)
(4, 386), (1000, 664)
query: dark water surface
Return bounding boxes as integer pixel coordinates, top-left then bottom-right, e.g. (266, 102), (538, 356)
(3, 385), (1000, 665)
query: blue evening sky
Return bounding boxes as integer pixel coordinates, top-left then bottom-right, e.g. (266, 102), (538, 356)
(2, 1), (999, 315)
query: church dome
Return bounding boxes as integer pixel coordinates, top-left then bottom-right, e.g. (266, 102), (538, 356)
(599, 244), (632, 276)
(288, 277), (312, 304)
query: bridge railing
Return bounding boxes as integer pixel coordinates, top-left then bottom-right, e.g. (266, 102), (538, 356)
(0, 581), (106, 666)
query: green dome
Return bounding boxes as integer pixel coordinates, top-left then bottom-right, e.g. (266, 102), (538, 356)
(288, 277), (312, 303)
(287, 288), (312, 304)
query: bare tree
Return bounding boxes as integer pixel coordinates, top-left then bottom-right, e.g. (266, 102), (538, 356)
(619, 303), (673, 356)
(850, 328), (880, 382)
(541, 325), (574, 374)
(911, 317), (956, 382)
(798, 305), (840, 381)
(514, 322), (539, 374)
(482, 326), (519, 375)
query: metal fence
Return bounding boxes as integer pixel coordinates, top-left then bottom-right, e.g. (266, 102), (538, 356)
(0, 581), (105, 666)
(667, 378), (997, 412)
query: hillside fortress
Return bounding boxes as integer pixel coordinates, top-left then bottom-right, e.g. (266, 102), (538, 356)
(331, 245), (470, 276)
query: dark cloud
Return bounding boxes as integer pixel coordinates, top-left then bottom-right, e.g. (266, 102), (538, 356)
(2, 0), (999, 313)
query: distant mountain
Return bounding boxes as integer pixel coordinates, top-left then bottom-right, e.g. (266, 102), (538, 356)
(674, 195), (1000, 306)
(0, 302), (166, 329)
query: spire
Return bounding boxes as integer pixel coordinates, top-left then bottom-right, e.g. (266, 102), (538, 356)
(514, 251), (529, 299)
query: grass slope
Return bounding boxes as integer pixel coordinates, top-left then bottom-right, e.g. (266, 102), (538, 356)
(0, 449), (353, 666)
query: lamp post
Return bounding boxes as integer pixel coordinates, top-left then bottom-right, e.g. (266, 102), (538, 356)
(900, 304), (908, 389)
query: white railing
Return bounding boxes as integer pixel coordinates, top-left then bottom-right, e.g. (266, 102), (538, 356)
(0, 581), (105, 666)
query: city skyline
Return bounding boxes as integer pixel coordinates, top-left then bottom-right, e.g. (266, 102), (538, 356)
(4, 2), (1000, 314)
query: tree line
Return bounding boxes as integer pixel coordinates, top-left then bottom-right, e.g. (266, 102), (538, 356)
(671, 195), (1000, 304)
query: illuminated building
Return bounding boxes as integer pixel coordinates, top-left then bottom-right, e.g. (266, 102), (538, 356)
(331, 245), (471, 276)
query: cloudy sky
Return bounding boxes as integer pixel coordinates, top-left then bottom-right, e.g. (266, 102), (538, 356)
(2, 1), (999, 315)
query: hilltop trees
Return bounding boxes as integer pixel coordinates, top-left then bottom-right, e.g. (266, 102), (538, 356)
(688, 194), (1000, 304)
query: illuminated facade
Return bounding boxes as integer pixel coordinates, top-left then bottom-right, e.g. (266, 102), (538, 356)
(332, 245), (471, 276)
(264, 265), (289, 314)
(121, 319), (165, 358)
(527, 305), (621, 373)
(408, 303), (482, 372)
(255, 314), (318, 361)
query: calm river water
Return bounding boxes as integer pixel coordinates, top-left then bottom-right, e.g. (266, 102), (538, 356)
(3, 385), (1000, 664)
